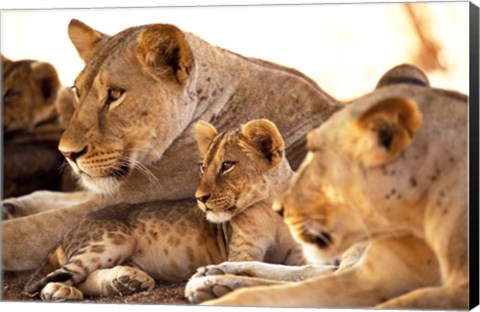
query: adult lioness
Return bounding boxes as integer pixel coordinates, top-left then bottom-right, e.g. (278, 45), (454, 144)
(199, 82), (468, 308)
(2, 19), (341, 271)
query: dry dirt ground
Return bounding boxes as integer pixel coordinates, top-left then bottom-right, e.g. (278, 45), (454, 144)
(2, 270), (190, 305)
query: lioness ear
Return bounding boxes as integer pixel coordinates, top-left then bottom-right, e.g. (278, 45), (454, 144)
(345, 97), (422, 167)
(195, 120), (218, 156)
(241, 119), (285, 169)
(376, 64), (430, 89)
(31, 62), (61, 104)
(137, 24), (192, 85)
(68, 19), (107, 63)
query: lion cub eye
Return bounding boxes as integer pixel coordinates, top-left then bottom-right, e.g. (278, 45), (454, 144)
(105, 87), (125, 107)
(220, 161), (235, 174)
(4, 89), (20, 99)
(199, 164), (206, 175)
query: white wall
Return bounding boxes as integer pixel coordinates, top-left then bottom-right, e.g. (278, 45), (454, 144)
(1, 2), (470, 101)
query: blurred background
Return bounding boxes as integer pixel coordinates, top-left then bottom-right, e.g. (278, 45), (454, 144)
(1, 2), (470, 101)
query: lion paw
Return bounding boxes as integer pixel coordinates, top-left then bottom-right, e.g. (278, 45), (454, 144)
(192, 262), (255, 280)
(185, 275), (236, 304)
(106, 266), (155, 296)
(191, 265), (228, 279)
(40, 282), (84, 302)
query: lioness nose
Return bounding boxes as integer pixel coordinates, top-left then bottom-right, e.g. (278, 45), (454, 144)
(196, 194), (211, 204)
(61, 146), (88, 162)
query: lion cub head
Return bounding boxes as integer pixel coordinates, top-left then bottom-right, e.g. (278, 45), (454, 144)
(275, 96), (431, 262)
(194, 119), (290, 223)
(2, 55), (61, 134)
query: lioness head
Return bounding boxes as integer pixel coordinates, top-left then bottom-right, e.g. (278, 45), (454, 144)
(275, 97), (423, 262)
(2, 55), (61, 133)
(59, 20), (195, 193)
(194, 119), (286, 223)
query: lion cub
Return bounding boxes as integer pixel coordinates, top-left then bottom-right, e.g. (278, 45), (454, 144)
(24, 119), (304, 301)
(194, 119), (305, 263)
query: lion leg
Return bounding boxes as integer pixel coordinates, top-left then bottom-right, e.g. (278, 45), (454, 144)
(186, 261), (336, 303)
(26, 228), (137, 301)
(2, 190), (92, 219)
(376, 284), (468, 309)
(2, 198), (109, 271)
(193, 261), (336, 282)
(201, 234), (440, 307)
(77, 266), (155, 297)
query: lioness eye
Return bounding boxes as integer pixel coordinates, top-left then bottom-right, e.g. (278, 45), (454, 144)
(199, 164), (206, 174)
(220, 161), (235, 174)
(105, 87), (125, 106)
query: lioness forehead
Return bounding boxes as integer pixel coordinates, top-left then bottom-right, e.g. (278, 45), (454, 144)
(75, 27), (143, 90)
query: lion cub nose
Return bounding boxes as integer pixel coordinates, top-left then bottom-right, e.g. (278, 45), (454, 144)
(61, 146), (88, 162)
(196, 194), (211, 204)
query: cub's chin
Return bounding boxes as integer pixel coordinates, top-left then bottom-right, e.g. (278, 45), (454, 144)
(204, 206), (239, 223)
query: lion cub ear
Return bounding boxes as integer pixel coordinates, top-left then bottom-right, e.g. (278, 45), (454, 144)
(345, 97), (423, 167)
(31, 62), (61, 104)
(137, 24), (192, 85)
(195, 120), (218, 156)
(241, 119), (285, 170)
(1, 54), (11, 66)
(68, 19), (107, 63)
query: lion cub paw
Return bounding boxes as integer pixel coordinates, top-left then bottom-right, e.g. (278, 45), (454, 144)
(106, 266), (155, 296)
(40, 282), (84, 302)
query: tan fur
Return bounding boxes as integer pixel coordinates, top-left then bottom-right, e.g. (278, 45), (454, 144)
(24, 119), (304, 301)
(2, 20), (342, 270)
(202, 79), (468, 308)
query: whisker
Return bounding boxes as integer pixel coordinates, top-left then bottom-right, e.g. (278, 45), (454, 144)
(118, 155), (161, 190)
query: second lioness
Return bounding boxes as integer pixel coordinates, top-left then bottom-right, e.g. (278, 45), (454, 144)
(25, 119), (306, 301)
